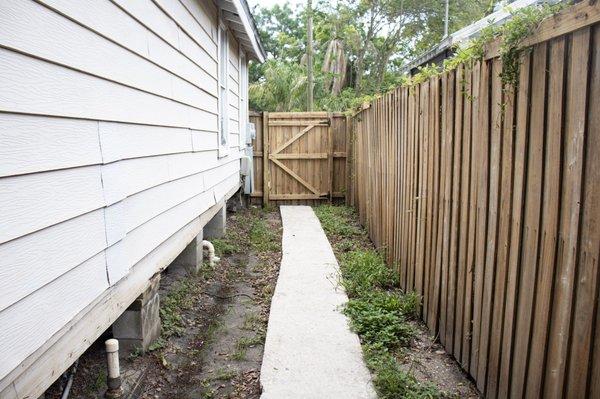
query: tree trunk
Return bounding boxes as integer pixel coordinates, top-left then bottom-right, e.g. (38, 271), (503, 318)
(355, 48), (366, 93)
(306, 0), (314, 111)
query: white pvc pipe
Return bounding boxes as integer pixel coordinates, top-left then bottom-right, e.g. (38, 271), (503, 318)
(202, 240), (220, 267)
(105, 339), (122, 397)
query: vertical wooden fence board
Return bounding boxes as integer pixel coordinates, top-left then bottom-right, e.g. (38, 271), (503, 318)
(462, 61), (481, 369)
(567, 25), (600, 398)
(497, 52), (532, 399)
(447, 69), (461, 355)
(471, 59), (491, 375)
(250, 113), (347, 204)
(526, 36), (566, 398)
(343, 6), (599, 395)
(415, 82), (429, 301)
(434, 74), (448, 340)
(510, 42), (548, 399)
(428, 78), (442, 333)
(544, 27), (590, 399)
(423, 79), (435, 321)
(477, 58), (503, 392)
(440, 71), (455, 345)
(454, 65), (472, 364)
(486, 79), (515, 399)
(404, 87), (412, 291)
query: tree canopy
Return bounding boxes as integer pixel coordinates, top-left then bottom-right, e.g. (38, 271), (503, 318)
(249, 0), (498, 112)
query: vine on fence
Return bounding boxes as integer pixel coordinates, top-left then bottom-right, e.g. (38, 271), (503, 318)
(406, 2), (567, 87)
(348, 2), (568, 116)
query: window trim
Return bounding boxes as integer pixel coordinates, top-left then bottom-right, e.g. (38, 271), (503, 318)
(238, 47), (248, 148)
(217, 21), (230, 158)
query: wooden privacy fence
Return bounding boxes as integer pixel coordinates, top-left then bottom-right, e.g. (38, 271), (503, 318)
(249, 111), (348, 205)
(347, 2), (600, 398)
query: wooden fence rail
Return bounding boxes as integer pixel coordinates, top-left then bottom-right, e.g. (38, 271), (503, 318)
(347, 1), (600, 397)
(249, 111), (348, 205)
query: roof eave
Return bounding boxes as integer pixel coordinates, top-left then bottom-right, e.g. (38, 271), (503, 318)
(218, 0), (266, 63)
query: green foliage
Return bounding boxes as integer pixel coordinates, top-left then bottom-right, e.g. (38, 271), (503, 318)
(364, 346), (440, 399)
(407, 2), (568, 87)
(345, 294), (415, 348)
(250, 0), (495, 112)
(212, 367), (237, 381)
(212, 238), (237, 256)
(314, 204), (362, 237)
(148, 338), (166, 352)
(160, 280), (194, 338)
(497, 2), (566, 85)
(250, 59), (308, 112)
(399, 291), (421, 319)
(340, 250), (398, 297)
(314, 204), (439, 398)
(249, 216), (280, 253)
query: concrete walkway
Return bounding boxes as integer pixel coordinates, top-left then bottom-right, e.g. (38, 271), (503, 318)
(260, 206), (377, 399)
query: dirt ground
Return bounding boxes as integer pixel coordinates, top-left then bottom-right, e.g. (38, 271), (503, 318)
(318, 205), (480, 398)
(44, 203), (476, 399)
(400, 321), (480, 398)
(46, 207), (281, 399)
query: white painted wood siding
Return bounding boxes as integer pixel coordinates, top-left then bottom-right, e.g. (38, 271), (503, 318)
(0, 0), (250, 388)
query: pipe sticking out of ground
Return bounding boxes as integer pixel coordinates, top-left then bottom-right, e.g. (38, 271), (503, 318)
(104, 339), (122, 398)
(202, 240), (220, 267)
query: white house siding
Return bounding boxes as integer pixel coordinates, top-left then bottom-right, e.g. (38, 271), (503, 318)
(0, 0), (249, 396)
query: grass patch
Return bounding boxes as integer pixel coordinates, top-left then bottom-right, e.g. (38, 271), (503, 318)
(345, 292), (415, 349)
(340, 250), (397, 297)
(314, 205), (362, 237)
(212, 238), (238, 256)
(249, 217), (280, 253)
(314, 205), (440, 399)
(209, 208), (280, 256)
(160, 280), (195, 338)
(231, 346), (247, 360)
(212, 367), (237, 381)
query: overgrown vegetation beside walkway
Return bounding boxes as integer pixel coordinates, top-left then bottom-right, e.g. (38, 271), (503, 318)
(315, 205), (440, 399)
(46, 207), (282, 399)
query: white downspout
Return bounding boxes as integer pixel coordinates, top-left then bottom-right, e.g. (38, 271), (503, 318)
(202, 240), (220, 267)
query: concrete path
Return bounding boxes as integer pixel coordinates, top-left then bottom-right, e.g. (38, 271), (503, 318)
(260, 206), (377, 399)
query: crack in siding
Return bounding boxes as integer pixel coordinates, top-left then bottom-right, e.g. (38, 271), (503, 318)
(96, 120), (112, 286)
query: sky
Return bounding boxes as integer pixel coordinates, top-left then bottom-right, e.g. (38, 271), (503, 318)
(248, 0), (302, 9)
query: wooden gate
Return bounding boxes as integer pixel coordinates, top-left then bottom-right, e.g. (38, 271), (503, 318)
(249, 112), (348, 205)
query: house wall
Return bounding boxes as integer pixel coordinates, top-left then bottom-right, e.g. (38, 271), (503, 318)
(0, 0), (249, 395)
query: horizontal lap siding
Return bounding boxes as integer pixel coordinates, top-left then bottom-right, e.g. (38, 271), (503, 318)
(0, 0), (243, 386)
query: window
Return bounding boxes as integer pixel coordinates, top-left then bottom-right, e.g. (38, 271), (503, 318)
(218, 23), (229, 157)
(239, 49), (248, 147)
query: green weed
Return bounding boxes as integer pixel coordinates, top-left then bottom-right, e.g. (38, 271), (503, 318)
(364, 345), (439, 399)
(314, 205), (362, 237)
(249, 218), (280, 253)
(160, 280), (194, 338)
(232, 347), (247, 360)
(340, 250), (397, 297)
(314, 205), (440, 399)
(212, 238), (238, 256)
(345, 295), (414, 349)
(148, 338), (165, 352)
(212, 367), (237, 381)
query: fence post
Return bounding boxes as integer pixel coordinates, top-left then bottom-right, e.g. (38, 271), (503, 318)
(328, 113), (334, 203)
(262, 112), (270, 206)
(345, 114), (352, 205)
